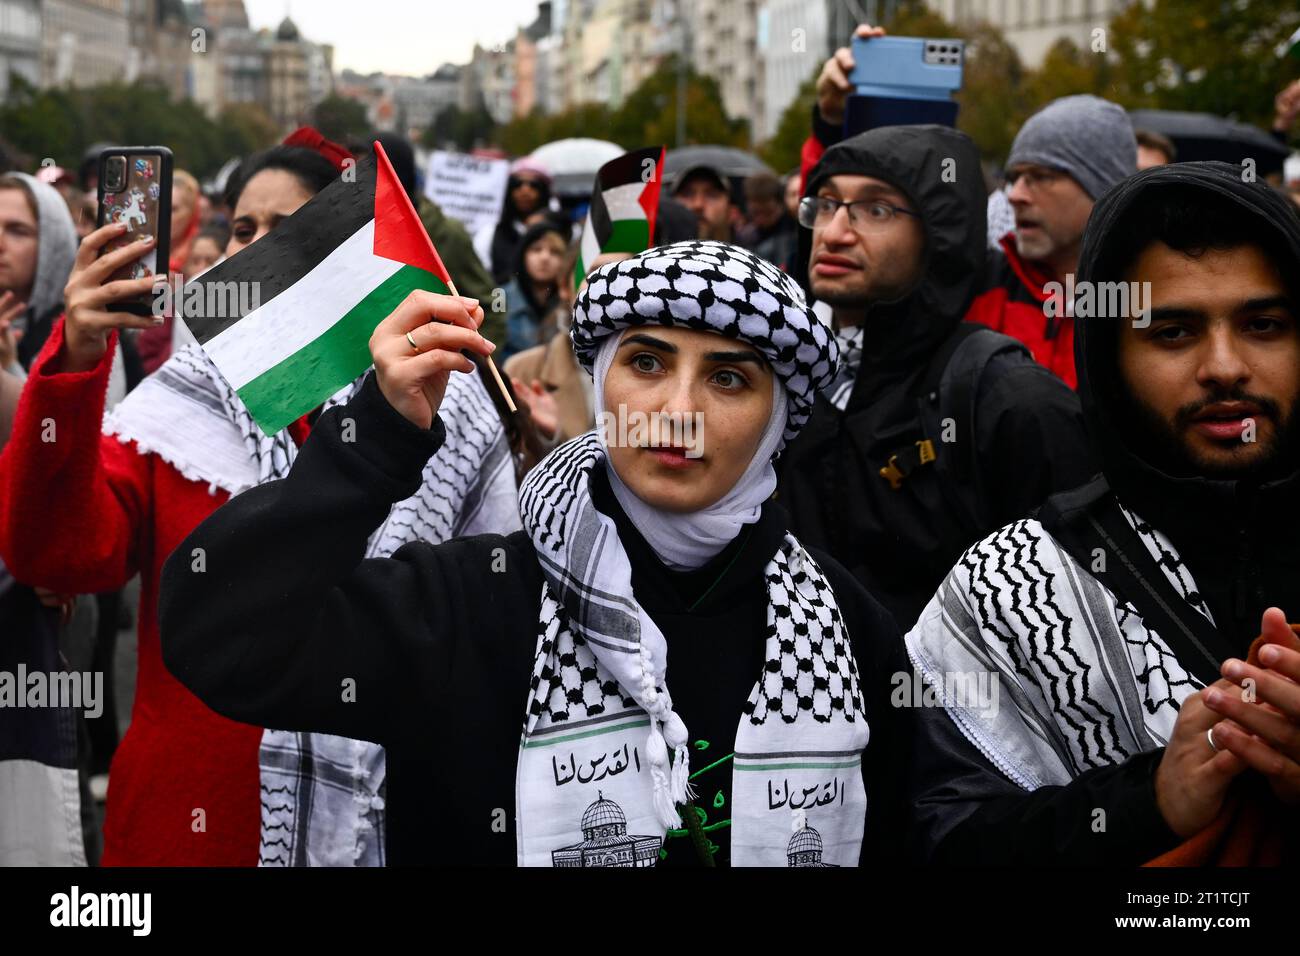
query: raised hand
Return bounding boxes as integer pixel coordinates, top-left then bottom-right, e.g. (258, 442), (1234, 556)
(369, 290), (493, 430)
(816, 23), (888, 127)
(61, 221), (160, 373)
(0, 290), (25, 369)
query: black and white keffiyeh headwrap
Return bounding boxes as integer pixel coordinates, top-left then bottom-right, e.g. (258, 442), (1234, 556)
(572, 240), (837, 446)
(515, 242), (868, 866)
(104, 343), (520, 867)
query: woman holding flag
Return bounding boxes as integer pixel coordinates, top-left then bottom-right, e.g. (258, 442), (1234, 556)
(0, 135), (521, 866)
(160, 240), (911, 867)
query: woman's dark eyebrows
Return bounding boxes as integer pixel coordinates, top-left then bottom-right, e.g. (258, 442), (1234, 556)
(620, 333), (676, 351)
(704, 349), (764, 364)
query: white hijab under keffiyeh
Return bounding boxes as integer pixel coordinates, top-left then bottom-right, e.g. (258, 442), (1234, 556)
(515, 242), (870, 866)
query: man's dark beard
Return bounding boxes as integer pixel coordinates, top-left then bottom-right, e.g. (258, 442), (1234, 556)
(1120, 384), (1300, 481)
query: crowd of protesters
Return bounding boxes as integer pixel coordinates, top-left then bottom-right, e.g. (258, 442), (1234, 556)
(2, 20), (1300, 869)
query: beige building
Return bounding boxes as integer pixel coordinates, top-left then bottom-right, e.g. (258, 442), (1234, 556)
(689, 0), (764, 142)
(125, 0), (191, 97)
(267, 16), (309, 130)
(41, 0), (132, 87)
(0, 0), (42, 101)
(547, 0), (671, 112)
(928, 0), (1128, 67)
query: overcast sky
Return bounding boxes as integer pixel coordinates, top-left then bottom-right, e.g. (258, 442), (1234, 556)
(242, 0), (543, 76)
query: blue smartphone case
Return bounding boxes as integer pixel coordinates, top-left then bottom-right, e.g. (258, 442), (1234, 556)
(848, 36), (964, 101)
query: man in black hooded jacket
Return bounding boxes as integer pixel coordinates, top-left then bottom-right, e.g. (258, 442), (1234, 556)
(777, 124), (1095, 629)
(904, 162), (1300, 865)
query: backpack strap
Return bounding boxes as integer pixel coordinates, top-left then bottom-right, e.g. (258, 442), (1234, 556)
(933, 326), (1029, 490)
(877, 323), (985, 491)
(1039, 479), (1234, 686)
(879, 325), (1027, 534)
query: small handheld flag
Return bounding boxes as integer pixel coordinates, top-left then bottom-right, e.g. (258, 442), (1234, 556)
(575, 146), (666, 286)
(1278, 25), (1300, 60)
(179, 140), (510, 435)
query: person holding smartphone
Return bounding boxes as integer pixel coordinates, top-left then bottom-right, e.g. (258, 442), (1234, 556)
(0, 135), (526, 868)
(0, 148), (331, 867)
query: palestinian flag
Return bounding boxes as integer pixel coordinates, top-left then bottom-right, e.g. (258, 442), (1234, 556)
(1279, 25), (1300, 59)
(180, 141), (452, 435)
(575, 146), (665, 285)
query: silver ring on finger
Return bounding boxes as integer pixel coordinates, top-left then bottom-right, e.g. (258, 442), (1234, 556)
(1207, 726), (1220, 753)
(405, 330), (420, 353)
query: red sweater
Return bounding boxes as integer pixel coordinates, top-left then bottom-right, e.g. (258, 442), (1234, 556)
(0, 318), (310, 866)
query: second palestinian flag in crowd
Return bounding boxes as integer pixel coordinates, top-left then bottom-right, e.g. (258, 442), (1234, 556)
(575, 146), (665, 285)
(179, 141), (453, 435)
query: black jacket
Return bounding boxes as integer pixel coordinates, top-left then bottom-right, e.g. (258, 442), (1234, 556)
(1066, 162), (1300, 649)
(909, 162), (1300, 865)
(777, 125), (1095, 629)
(159, 372), (912, 866)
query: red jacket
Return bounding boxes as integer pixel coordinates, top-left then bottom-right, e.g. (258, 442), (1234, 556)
(0, 318), (310, 865)
(965, 234), (1077, 389)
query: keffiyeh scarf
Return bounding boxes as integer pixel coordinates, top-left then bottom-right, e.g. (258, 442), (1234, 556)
(105, 344), (520, 866)
(516, 434), (869, 866)
(903, 505), (1209, 791)
(822, 325), (863, 411)
(512, 240), (866, 867)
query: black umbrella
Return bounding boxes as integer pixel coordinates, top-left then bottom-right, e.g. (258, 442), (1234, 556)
(1128, 109), (1288, 176)
(664, 146), (774, 185)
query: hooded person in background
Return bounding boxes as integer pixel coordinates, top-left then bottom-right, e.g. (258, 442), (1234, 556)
(1, 172), (78, 372)
(807, 26), (1137, 389)
(499, 219), (568, 364)
(778, 125), (1095, 630)
(474, 156), (554, 286)
(906, 162), (1300, 865)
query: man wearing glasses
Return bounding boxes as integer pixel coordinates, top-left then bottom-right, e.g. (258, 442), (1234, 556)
(807, 27), (1137, 390)
(965, 95), (1138, 388)
(777, 124), (1094, 629)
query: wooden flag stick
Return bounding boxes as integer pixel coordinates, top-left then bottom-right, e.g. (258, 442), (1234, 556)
(447, 278), (516, 414)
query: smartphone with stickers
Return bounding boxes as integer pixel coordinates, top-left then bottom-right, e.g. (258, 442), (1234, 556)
(96, 146), (173, 315)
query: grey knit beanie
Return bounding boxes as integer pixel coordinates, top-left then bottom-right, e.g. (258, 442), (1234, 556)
(1006, 95), (1136, 200)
